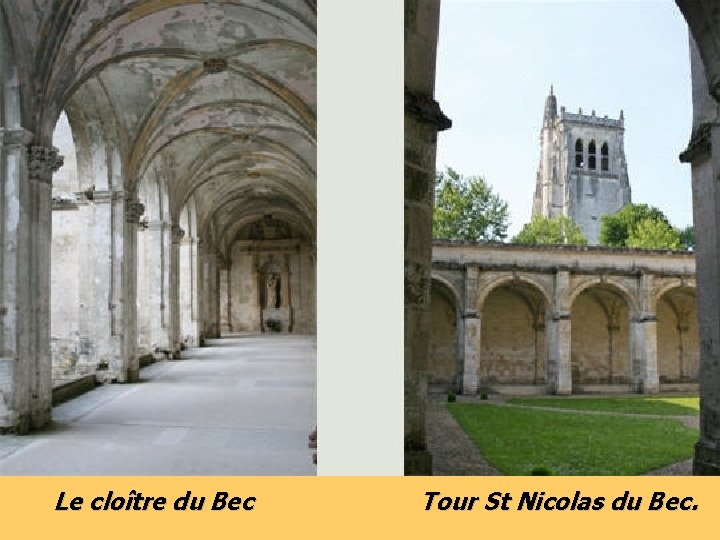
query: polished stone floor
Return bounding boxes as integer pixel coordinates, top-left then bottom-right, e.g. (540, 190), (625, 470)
(0, 334), (316, 475)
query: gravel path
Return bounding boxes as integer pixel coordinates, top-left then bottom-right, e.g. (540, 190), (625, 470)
(425, 395), (501, 476)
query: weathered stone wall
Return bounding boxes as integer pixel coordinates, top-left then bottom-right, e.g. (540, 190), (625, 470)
(571, 290), (630, 385)
(429, 284), (457, 388)
(223, 240), (316, 335)
(482, 288), (545, 384)
(657, 289), (699, 383)
(50, 204), (80, 378)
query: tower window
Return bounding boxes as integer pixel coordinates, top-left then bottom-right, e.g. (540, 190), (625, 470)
(575, 138), (584, 168)
(588, 140), (596, 170)
(601, 142), (609, 171)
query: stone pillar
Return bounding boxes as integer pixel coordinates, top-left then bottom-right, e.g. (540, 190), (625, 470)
(0, 130), (63, 432)
(218, 255), (232, 334)
(0, 128), (33, 431)
(461, 264), (479, 395)
(282, 253), (292, 332)
(251, 253), (261, 330)
(146, 220), (171, 355)
(547, 269), (571, 394)
(79, 191), (143, 383)
(404, 0), (451, 475)
(214, 253), (222, 338)
(198, 245), (220, 340)
(27, 145), (63, 428)
(631, 316), (659, 394)
(121, 199), (144, 382)
(632, 273), (659, 394)
(169, 224), (184, 357)
(179, 234), (197, 347)
(681, 38), (720, 474)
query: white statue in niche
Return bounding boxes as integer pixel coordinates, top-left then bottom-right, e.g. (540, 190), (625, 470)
(266, 273), (280, 308)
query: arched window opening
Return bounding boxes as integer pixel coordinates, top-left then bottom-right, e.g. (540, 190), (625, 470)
(601, 142), (609, 171)
(588, 140), (597, 170)
(575, 138), (584, 168)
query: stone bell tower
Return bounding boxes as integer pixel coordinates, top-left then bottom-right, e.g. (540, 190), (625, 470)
(532, 86), (631, 244)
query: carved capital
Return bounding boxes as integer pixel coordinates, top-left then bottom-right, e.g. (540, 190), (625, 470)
(28, 145), (63, 183)
(171, 225), (185, 243)
(125, 200), (145, 224)
(679, 122), (713, 163)
(405, 88), (451, 131)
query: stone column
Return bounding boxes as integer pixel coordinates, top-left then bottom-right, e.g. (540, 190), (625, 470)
(179, 234), (197, 347)
(146, 220), (171, 355)
(404, 0), (451, 474)
(546, 269), (571, 394)
(681, 38), (720, 474)
(198, 245), (220, 340)
(632, 272), (659, 394)
(218, 255), (232, 334)
(461, 264), (479, 395)
(631, 316), (659, 394)
(282, 253), (292, 332)
(213, 253), (222, 338)
(0, 128), (33, 431)
(120, 199), (144, 382)
(0, 130), (63, 432)
(27, 145), (63, 428)
(169, 225), (184, 357)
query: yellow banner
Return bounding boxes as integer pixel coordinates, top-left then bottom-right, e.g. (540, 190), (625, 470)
(0, 477), (714, 538)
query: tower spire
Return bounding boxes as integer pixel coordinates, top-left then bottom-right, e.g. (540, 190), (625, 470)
(544, 84), (557, 123)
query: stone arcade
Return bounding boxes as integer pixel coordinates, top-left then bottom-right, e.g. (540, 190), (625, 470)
(0, 1), (316, 435)
(430, 242), (698, 396)
(405, 0), (720, 474)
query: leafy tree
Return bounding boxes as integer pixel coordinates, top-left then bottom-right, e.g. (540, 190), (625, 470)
(599, 204), (671, 247)
(626, 218), (681, 250)
(512, 215), (588, 245)
(679, 225), (695, 251)
(433, 167), (510, 241)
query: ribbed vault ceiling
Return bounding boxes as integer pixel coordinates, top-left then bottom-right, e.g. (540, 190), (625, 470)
(5, 0), (316, 255)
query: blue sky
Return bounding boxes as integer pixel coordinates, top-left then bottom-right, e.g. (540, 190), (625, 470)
(435, 0), (693, 238)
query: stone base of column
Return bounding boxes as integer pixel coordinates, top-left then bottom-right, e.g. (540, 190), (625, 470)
(694, 440), (720, 475)
(0, 410), (27, 434)
(29, 406), (52, 430)
(405, 450), (433, 475)
(640, 380), (660, 395)
(127, 367), (140, 383)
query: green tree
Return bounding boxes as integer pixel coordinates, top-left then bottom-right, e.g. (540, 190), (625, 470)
(512, 215), (588, 245)
(679, 225), (695, 251)
(599, 204), (671, 247)
(626, 218), (681, 250)
(433, 167), (510, 241)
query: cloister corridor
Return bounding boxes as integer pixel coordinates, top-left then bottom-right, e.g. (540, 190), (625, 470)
(0, 335), (316, 475)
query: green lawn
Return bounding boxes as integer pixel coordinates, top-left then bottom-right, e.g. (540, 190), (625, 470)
(448, 403), (697, 475)
(508, 396), (699, 416)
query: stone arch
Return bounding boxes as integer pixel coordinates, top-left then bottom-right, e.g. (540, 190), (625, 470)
(653, 279), (696, 312)
(429, 275), (462, 391)
(570, 281), (633, 387)
(656, 284), (699, 385)
(569, 277), (639, 318)
(477, 273), (553, 313)
(479, 274), (550, 386)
